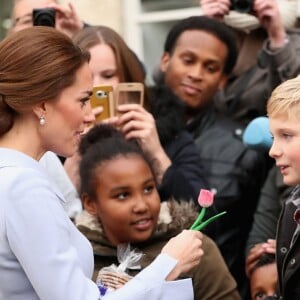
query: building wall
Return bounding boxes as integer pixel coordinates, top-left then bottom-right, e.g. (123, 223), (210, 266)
(59, 0), (123, 34)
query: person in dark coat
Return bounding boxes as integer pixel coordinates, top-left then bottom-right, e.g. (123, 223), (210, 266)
(158, 16), (267, 298)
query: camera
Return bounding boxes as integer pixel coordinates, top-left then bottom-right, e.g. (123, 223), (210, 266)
(230, 0), (253, 13)
(33, 8), (56, 27)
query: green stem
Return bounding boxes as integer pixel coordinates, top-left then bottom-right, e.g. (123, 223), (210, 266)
(190, 207), (206, 230)
(193, 211), (227, 231)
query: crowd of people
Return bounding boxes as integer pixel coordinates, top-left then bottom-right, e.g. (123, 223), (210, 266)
(1, 0), (300, 299)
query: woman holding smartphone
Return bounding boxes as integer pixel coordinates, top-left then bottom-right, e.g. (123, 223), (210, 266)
(0, 26), (204, 300)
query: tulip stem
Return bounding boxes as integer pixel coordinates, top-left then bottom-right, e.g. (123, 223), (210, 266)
(192, 211), (227, 231)
(190, 207), (206, 230)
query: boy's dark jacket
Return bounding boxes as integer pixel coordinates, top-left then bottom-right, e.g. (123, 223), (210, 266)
(276, 186), (300, 300)
(246, 165), (294, 255)
(76, 200), (240, 300)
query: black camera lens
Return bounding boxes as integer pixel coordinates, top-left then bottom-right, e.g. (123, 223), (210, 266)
(231, 0), (253, 13)
(33, 8), (56, 27)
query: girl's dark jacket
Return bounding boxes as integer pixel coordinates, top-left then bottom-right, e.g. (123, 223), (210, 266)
(76, 200), (241, 300)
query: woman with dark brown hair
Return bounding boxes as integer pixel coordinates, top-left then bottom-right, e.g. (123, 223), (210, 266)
(0, 26), (203, 300)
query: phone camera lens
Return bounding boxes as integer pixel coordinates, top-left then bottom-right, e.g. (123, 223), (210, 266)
(96, 90), (107, 99)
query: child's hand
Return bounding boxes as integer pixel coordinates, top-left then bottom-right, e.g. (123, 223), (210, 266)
(245, 239), (276, 277)
(162, 230), (203, 281)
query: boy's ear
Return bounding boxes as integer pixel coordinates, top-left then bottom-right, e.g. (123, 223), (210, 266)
(218, 74), (228, 90)
(160, 52), (171, 73)
(81, 193), (98, 215)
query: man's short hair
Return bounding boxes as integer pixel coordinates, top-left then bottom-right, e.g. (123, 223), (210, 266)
(164, 16), (238, 75)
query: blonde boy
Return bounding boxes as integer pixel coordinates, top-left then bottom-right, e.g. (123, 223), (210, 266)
(267, 75), (300, 300)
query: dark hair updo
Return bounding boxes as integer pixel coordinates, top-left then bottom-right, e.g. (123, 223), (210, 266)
(0, 26), (90, 136)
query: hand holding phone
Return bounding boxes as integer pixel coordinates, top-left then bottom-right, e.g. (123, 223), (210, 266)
(114, 83), (144, 115)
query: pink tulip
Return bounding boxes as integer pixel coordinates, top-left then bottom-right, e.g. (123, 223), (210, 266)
(198, 189), (214, 208)
(190, 189), (225, 231)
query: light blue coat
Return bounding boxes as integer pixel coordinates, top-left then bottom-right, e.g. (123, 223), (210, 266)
(0, 148), (193, 300)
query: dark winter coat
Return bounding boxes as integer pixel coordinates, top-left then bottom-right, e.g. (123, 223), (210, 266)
(246, 165), (294, 254)
(276, 186), (300, 300)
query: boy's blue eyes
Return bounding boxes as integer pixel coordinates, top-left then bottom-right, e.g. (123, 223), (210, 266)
(283, 133), (292, 138)
(271, 132), (293, 140)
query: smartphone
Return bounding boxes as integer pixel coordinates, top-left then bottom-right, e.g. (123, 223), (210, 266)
(114, 83), (144, 111)
(90, 85), (114, 122)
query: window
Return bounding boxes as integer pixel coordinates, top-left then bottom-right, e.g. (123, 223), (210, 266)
(122, 0), (201, 84)
(0, 0), (13, 40)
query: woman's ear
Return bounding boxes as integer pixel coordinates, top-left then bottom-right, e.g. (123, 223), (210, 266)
(32, 101), (47, 119)
(81, 193), (98, 215)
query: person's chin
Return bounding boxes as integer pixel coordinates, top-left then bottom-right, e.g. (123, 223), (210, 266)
(132, 231), (153, 244)
(60, 145), (78, 158)
(283, 176), (299, 187)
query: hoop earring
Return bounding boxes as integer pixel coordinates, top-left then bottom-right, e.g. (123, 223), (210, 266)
(39, 116), (45, 126)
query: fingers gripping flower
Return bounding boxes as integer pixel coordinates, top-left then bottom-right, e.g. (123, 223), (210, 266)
(190, 189), (226, 231)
